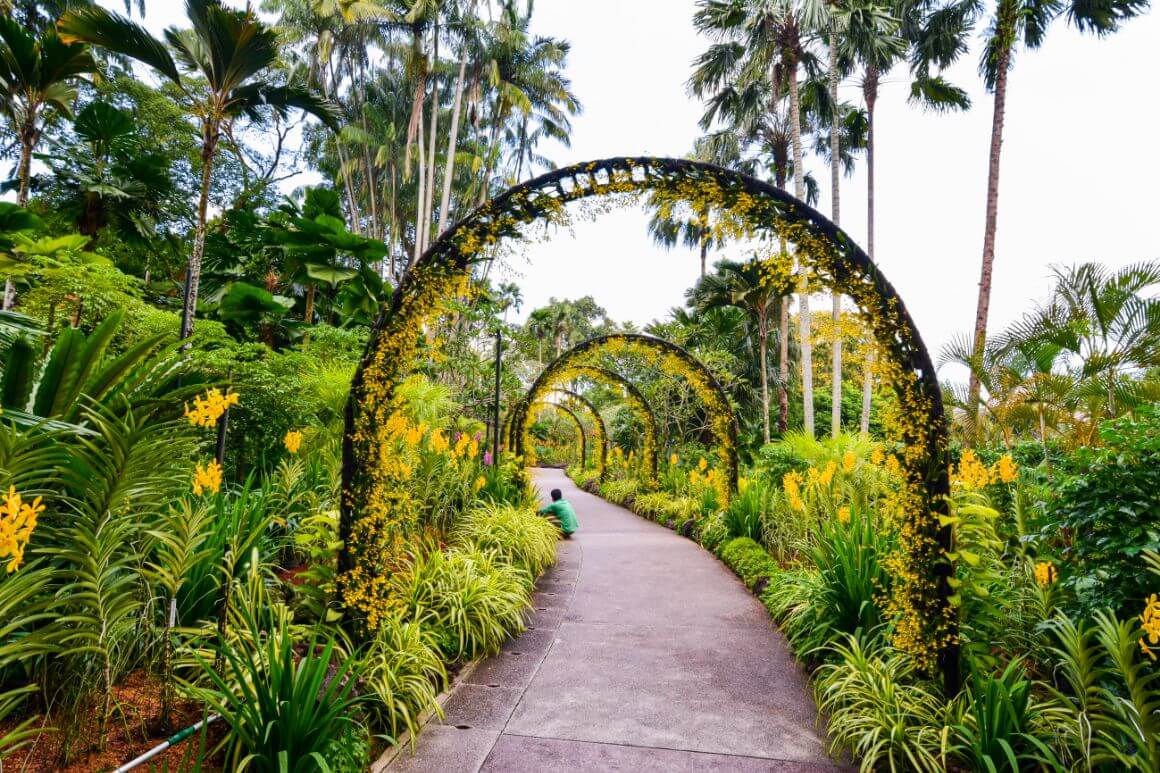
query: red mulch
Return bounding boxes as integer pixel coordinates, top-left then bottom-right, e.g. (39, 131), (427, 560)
(0, 670), (224, 772)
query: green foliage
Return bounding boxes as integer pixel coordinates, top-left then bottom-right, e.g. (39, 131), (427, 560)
(453, 502), (558, 579)
(190, 610), (367, 772)
(1048, 404), (1160, 616)
(949, 660), (1059, 772)
(724, 477), (770, 541)
(361, 617), (447, 746)
(697, 511), (730, 554)
(814, 635), (951, 773)
(719, 537), (778, 591)
(390, 546), (532, 662)
(764, 506), (892, 657)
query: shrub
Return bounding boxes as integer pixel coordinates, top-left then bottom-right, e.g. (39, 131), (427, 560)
(814, 635), (951, 772)
(766, 505), (892, 657)
(453, 503), (558, 579)
(698, 512), (730, 554)
(719, 537), (778, 592)
(361, 617), (447, 746)
(1047, 404), (1160, 616)
(192, 613), (367, 772)
(724, 477), (770, 541)
(390, 547), (531, 661)
(599, 478), (640, 507)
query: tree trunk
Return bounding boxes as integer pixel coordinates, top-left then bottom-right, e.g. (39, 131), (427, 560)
(864, 67), (878, 262)
(778, 296), (789, 433)
(304, 283), (316, 324)
(759, 306), (771, 444)
(5, 127), (36, 309)
(438, 39), (470, 236)
(410, 104), (428, 269)
(424, 22), (440, 248)
(829, 20), (842, 439)
(788, 60), (814, 437)
(860, 347), (873, 434)
(967, 23), (1013, 446)
(180, 123), (219, 341)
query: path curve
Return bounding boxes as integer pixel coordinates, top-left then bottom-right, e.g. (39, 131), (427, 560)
(386, 468), (837, 771)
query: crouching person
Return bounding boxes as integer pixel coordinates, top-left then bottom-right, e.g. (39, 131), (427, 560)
(538, 488), (578, 538)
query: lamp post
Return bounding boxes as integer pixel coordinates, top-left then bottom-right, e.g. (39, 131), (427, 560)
(492, 327), (502, 465)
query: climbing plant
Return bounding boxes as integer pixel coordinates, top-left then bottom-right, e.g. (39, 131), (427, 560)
(514, 364), (658, 485)
(343, 156), (955, 688)
(526, 401), (588, 470)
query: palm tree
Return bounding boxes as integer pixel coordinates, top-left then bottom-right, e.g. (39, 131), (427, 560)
(692, 0), (830, 438)
(1003, 261), (1160, 420)
(964, 0), (1148, 441)
(689, 258), (795, 443)
(0, 16), (95, 308)
(58, 0), (339, 341)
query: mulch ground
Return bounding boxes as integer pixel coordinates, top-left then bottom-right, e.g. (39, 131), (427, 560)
(1, 670), (224, 772)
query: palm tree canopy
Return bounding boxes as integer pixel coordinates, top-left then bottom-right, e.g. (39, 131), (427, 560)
(0, 16), (96, 123)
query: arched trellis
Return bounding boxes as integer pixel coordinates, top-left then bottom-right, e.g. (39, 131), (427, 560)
(342, 156), (955, 690)
(521, 333), (740, 499)
(505, 389), (608, 481)
(526, 401), (587, 470)
(512, 364), (659, 484)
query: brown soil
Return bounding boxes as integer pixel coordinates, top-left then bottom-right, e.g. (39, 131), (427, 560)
(1, 670), (224, 772)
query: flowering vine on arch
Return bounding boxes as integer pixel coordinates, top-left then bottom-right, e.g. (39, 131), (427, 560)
(342, 156), (955, 690)
(526, 401), (589, 471)
(512, 364), (659, 486)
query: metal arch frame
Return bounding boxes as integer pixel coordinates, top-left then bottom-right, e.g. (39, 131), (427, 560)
(526, 400), (587, 470)
(343, 155), (955, 692)
(533, 333), (741, 495)
(512, 364), (659, 483)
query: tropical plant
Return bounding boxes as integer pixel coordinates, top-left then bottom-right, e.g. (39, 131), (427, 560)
(964, 0), (1149, 435)
(190, 609), (368, 772)
(361, 616), (447, 746)
(452, 502), (558, 578)
(58, 0), (340, 340)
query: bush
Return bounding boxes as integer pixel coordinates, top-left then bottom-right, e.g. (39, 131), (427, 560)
(193, 613), (367, 772)
(724, 477), (771, 541)
(1048, 404), (1160, 616)
(764, 505), (892, 657)
(453, 503), (558, 578)
(361, 617), (447, 746)
(698, 512), (730, 554)
(390, 547), (531, 661)
(719, 537), (778, 592)
(599, 478), (640, 507)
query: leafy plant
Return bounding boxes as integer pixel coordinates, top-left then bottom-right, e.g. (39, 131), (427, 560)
(814, 635), (952, 773)
(390, 546), (531, 661)
(719, 537), (778, 592)
(190, 609), (367, 772)
(453, 502), (558, 579)
(949, 659), (1058, 772)
(361, 617), (447, 746)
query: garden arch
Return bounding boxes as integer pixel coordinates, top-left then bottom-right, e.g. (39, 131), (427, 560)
(526, 401), (588, 471)
(518, 333), (740, 498)
(342, 156), (954, 688)
(512, 364), (659, 483)
(505, 388), (608, 481)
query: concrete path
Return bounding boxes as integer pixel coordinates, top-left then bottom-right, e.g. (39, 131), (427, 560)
(386, 468), (836, 772)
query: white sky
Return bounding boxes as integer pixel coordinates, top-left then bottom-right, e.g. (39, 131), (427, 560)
(23, 1), (1160, 371)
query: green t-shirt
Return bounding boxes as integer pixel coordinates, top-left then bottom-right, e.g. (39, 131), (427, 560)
(540, 499), (579, 534)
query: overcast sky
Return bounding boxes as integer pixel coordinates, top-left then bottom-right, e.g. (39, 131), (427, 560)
(47, 2), (1160, 370)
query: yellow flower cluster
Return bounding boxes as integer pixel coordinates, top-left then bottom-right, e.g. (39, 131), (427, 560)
(1141, 593), (1160, 660)
(0, 486), (43, 573)
(1034, 560), (1057, 588)
(842, 451), (856, 473)
(283, 429), (303, 454)
(184, 388), (239, 428)
(669, 453), (679, 466)
(783, 471), (804, 511)
(192, 459), (222, 496)
(952, 450), (1020, 490)
(837, 506), (851, 524)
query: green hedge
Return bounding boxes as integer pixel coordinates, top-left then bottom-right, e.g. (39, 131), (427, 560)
(719, 537), (779, 591)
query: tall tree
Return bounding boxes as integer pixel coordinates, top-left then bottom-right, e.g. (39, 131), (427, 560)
(0, 17), (95, 308)
(964, 0), (1148, 442)
(59, 0), (339, 340)
(689, 258), (793, 444)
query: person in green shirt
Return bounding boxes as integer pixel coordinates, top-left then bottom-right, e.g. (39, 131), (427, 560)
(538, 488), (579, 537)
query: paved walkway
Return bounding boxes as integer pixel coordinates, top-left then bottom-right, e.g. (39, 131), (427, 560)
(385, 468), (836, 772)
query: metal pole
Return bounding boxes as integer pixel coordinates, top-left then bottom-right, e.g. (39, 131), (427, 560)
(492, 328), (502, 465)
